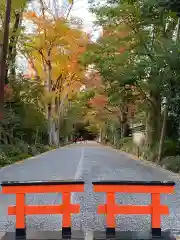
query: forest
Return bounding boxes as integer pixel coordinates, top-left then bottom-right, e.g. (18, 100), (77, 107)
(0, 0), (180, 173)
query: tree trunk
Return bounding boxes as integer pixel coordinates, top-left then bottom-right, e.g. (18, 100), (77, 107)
(35, 128), (39, 145)
(157, 103), (168, 164)
(50, 97), (60, 146)
(46, 61), (57, 146)
(120, 111), (129, 138)
(0, 0), (12, 119)
(146, 92), (161, 147)
(99, 127), (102, 142)
(51, 121), (58, 146)
(47, 104), (53, 145)
(6, 11), (22, 81)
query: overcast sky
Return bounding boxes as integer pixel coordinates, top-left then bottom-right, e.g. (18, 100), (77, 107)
(69, 0), (95, 31)
(62, 0), (101, 40)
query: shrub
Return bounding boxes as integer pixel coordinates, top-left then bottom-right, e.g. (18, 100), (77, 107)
(17, 142), (29, 154)
(0, 145), (21, 157)
(28, 145), (38, 156)
(9, 153), (32, 163)
(0, 142), (50, 168)
(49, 145), (57, 150)
(0, 152), (11, 167)
(161, 155), (180, 173)
(118, 137), (136, 154)
(163, 139), (177, 157)
(141, 143), (159, 162)
(35, 144), (50, 153)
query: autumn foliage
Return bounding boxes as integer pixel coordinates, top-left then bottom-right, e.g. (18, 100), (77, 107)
(4, 85), (13, 101)
(89, 94), (108, 108)
(24, 10), (89, 102)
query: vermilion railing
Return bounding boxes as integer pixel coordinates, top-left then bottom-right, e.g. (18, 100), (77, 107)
(1, 180), (84, 239)
(93, 181), (175, 238)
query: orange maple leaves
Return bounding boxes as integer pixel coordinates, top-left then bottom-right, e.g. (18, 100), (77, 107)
(102, 25), (131, 55)
(89, 94), (108, 108)
(4, 84), (13, 101)
(24, 7), (89, 99)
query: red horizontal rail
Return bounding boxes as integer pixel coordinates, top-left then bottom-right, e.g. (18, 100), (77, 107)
(2, 184), (84, 194)
(8, 204), (80, 215)
(97, 204), (169, 215)
(93, 185), (174, 193)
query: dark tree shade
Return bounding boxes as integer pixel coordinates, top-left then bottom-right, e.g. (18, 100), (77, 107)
(158, 0), (180, 15)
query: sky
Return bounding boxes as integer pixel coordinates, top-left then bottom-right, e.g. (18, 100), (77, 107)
(68, 0), (95, 31)
(61, 0), (101, 40)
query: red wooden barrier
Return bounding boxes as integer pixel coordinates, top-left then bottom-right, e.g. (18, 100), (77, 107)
(1, 180), (84, 239)
(93, 181), (175, 238)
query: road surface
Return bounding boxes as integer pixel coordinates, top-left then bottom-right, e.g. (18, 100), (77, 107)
(0, 142), (179, 234)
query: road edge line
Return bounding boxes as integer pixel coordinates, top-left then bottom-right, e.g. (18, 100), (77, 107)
(74, 147), (84, 180)
(71, 147), (84, 204)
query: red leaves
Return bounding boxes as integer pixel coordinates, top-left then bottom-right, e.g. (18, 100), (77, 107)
(119, 47), (126, 53)
(89, 94), (108, 108)
(103, 29), (111, 37)
(116, 29), (129, 38)
(84, 71), (103, 89)
(24, 11), (37, 19)
(102, 26), (130, 39)
(4, 84), (13, 101)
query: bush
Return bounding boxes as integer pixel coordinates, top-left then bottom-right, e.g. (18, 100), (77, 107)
(161, 155), (180, 173)
(0, 152), (11, 167)
(35, 144), (50, 153)
(118, 137), (136, 154)
(141, 143), (159, 162)
(17, 142), (29, 154)
(163, 139), (177, 157)
(0, 145), (21, 157)
(49, 145), (57, 150)
(0, 141), (51, 168)
(9, 153), (32, 163)
(28, 145), (38, 156)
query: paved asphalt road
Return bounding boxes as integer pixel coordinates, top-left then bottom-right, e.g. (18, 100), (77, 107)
(0, 141), (180, 235)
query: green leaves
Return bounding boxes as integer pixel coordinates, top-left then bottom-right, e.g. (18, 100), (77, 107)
(158, 0), (180, 15)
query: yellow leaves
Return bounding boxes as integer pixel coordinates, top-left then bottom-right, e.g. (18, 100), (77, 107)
(68, 0), (74, 4)
(1, 0), (27, 13)
(24, 11), (37, 19)
(42, 91), (56, 105)
(25, 8), (89, 107)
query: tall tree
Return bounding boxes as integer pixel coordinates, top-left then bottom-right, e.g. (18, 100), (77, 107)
(23, 7), (88, 145)
(83, 0), (180, 160)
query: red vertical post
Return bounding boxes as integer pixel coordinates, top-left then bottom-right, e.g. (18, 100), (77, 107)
(151, 193), (161, 237)
(106, 192), (116, 236)
(16, 193), (26, 238)
(62, 192), (71, 238)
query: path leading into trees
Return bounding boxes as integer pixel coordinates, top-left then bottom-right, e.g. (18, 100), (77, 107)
(0, 141), (179, 234)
